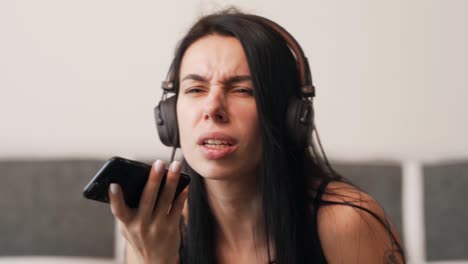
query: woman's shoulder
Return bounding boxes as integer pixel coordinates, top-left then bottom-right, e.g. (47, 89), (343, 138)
(315, 180), (387, 230)
(316, 180), (382, 211)
(313, 180), (405, 263)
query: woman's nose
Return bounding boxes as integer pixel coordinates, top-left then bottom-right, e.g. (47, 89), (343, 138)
(203, 91), (228, 123)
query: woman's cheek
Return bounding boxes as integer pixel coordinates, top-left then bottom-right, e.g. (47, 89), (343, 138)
(178, 105), (199, 149)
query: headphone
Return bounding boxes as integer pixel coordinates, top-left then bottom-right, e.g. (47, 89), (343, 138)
(154, 15), (316, 150)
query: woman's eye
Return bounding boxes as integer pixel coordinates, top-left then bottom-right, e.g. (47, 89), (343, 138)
(234, 88), (253, 95)
(185, 87), (203, 94)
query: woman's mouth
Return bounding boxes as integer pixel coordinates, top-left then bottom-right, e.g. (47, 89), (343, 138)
(203, 139), (233, 148)
(197, 132), (238, 159)
(199, 139), (237, 159)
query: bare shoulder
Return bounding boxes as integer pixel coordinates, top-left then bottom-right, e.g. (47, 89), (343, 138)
(316, 181), (405, 264)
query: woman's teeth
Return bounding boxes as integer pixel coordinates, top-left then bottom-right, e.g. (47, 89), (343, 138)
(203, 139), (232, 148)
(204, 144), (229, 149)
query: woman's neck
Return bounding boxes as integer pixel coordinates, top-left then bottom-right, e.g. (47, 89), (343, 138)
(204, 175), (266, 253)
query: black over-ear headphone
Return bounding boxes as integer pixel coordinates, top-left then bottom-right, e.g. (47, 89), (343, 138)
(154, 15), (316, 149)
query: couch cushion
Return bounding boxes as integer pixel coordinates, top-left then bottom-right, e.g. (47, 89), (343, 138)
(0, 257), (115, 264)
(424, 162), (468, 261)
(0, 160), (114, 257)
(333, 162), (403, 238)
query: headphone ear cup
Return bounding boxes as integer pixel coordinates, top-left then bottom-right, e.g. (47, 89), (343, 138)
(286, 97), (314, 148)
(154, 96), (180, 147)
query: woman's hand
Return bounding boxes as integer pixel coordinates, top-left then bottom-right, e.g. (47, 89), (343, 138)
(109, 160), (189, 264)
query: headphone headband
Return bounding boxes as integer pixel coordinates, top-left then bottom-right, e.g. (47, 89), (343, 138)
(160, 15), (315, 98)
(251, 15), (315, 97)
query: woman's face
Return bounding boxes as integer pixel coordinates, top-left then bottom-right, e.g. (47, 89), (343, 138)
(176, 35), (262, 180)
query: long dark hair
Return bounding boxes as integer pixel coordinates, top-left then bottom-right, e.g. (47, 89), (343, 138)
(169, 8), (403, 264)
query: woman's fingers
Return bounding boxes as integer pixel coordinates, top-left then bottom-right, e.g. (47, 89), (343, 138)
(137, 160), (165, 222)
(168, 186), (189, 221)
(154, 161), (182, 216)
(108, 161), (187, 263)
(109, 160), (187, 227)
(108, 183), (133, 224)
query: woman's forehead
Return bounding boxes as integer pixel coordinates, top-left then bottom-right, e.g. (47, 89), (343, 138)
(179, 35), (251, 80)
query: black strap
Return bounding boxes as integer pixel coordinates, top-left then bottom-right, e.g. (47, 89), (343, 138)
(313, 178), (332, 210)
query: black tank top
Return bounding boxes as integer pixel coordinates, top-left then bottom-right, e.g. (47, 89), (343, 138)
(310, 178), (332, 263)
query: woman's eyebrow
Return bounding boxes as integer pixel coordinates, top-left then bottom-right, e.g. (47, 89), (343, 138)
(181, 74), (252, 85)
(224, 75), (252, 86)
(181, 74), (207, 82)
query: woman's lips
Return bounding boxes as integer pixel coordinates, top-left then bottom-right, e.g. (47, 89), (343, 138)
(196, 132), (238, 159)
(196, 132), (237, 146)
(200, 143), (237, 160)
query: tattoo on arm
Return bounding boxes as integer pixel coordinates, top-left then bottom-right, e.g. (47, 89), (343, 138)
(383, 235), (405, 264)
(384, 250), (400, 264)
(384, 242), (404, 264)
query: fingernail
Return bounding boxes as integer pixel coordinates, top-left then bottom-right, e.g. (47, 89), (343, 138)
(154, 160), (164, 173)
(110, 183), (118, 194)
(171, 160), (181, 173)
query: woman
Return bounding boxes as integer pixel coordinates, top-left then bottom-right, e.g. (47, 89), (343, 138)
(109, 9), (405, 264)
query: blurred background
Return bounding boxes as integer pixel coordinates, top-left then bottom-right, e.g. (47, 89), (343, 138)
(0, 0), (467, 263)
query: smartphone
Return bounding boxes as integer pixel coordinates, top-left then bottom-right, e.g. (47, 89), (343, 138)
(83, 156), (190, 208)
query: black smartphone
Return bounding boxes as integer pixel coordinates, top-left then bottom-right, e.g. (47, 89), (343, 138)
(83, 156), (190, 208)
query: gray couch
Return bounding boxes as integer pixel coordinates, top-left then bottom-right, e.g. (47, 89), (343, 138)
(0, 158), (466, 263)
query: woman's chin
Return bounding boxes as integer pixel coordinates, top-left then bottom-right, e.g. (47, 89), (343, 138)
(190, 163), (235, 180)
(184, 154), (231, 178)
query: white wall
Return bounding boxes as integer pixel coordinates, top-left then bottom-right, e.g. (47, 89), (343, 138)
(1, 0), (467, 162)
